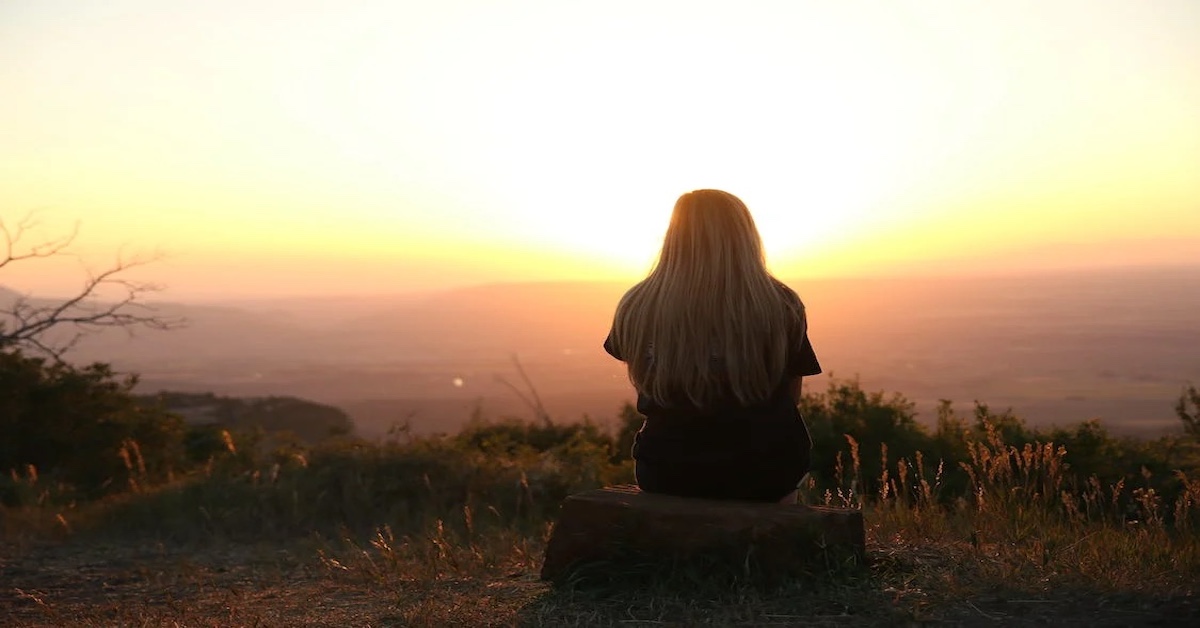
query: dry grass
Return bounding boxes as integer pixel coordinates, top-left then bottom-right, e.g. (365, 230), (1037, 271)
(3, 420), (1200, 626)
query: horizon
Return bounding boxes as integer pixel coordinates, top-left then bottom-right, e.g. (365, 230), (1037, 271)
(2, 1), (1198, 300)
(150, 259), (1200, 305)
(12, 262), (1194, 442)
(6, 258), (1200, 305)
(3, 261), (1198, 442)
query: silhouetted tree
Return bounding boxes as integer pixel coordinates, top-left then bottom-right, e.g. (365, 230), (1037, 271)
(0, 211), (185, 359)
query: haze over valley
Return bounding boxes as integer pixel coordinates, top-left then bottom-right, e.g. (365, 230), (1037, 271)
(30, 264), (1199, 440)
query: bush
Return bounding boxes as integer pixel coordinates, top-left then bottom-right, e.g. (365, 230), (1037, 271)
(801, 378), (930, 495)
(0, 350), (185, 502)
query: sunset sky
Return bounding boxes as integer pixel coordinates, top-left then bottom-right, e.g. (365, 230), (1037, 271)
(2, 0), (1198, 299)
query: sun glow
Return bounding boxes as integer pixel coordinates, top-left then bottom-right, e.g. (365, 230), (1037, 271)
(257, 2), (933, 273)
(1, 1), (1197, 297)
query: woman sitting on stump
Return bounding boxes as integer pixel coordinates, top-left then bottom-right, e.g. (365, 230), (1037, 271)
(604, 189), (822, 503)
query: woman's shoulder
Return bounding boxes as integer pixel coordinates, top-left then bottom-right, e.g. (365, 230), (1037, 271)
(769, 278), (805, 311)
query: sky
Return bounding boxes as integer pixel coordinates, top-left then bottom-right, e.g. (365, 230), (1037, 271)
(1, 0), (1198, 299)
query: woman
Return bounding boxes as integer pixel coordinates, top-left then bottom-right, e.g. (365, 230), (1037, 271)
(604, 189), (821, 503)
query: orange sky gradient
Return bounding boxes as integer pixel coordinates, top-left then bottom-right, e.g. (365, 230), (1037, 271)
(2, 0), (1198, 300)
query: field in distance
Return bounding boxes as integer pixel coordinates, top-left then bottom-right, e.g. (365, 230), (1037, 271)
(52, 264), (1200, 439)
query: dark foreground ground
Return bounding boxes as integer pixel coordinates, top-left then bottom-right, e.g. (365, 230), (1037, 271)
(4, 537), (1198, 627)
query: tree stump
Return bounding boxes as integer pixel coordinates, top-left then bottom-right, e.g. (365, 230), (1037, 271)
(540, 484), (865, 584)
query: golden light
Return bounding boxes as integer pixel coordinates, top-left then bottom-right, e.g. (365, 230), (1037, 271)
(1, 1), (1196, 297)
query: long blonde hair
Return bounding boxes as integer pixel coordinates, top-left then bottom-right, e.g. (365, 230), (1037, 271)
(610, 189), (804, 408)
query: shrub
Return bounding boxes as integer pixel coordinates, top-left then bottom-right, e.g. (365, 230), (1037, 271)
(0, 350), (184, 502)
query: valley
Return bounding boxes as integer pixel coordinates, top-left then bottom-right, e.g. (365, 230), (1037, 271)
(46, 264), (1200, 439)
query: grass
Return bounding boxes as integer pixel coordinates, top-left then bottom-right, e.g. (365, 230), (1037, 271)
(3, 414), (1200, 626)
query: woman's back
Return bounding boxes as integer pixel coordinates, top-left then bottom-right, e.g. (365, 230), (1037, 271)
(605, 190), (822, 502)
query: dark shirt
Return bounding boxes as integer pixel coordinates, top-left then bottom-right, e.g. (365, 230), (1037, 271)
(603, 300), (821, 502)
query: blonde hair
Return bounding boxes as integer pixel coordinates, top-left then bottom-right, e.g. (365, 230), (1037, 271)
(610, 189), (804, 409)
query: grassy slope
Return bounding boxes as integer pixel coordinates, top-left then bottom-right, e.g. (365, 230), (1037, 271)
(3, 418), (1200, 626)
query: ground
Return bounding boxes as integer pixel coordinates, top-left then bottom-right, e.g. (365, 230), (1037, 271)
(4, 538), (1197, 627)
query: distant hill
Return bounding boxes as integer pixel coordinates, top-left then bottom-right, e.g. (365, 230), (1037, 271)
(17, 264), (1200, 439)
(141, 391), (354, 444)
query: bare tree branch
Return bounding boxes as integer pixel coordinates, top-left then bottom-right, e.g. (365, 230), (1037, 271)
(0, 214), (79, 271)
(1177, 384), (1200, 439)
(0, 211), (187, 360)
(494, 354), (551, 425)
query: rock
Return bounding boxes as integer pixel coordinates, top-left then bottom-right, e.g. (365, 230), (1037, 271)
(540, 484), (865, 584)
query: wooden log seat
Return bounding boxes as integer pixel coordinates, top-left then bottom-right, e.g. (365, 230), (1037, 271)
(540, 484), (865, 584)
